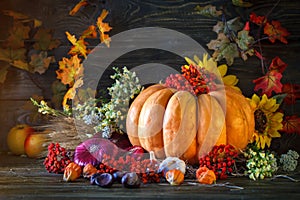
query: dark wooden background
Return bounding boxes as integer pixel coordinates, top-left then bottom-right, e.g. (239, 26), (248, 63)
(0, 0), (299, 153)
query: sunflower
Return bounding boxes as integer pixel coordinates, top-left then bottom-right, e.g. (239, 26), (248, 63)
(249, 94), (283, 149)
(184, 54), (241, 92)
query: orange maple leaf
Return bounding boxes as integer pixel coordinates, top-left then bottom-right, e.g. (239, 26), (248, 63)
(66, 31), (88, 58)
(69, 0), (88, 16)
(97, 9), (112, 47)
(62, 78), (84, 110)
(56, 55), (83, 86)
(82, 25), (98, 39)
(264, 20), (290, 44)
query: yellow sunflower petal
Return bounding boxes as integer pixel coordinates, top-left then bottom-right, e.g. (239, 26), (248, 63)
(223, 75), (239, 86)
(193, 55), (201, 66)
(184, 57), (197, 66)
(217, 64), (228, 77)
(250, 94), (260, 108)
(268, 130), (281, 138)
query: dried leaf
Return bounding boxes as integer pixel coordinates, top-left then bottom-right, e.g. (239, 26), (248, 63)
(96, 9), (112, 47)
(264, 20), (290, 44)
(56, 55), (83, 86)
(194, 5), (222, 18)
(33, 28), (61, 51)
(0, 62), (10, 84)
(2, 10), (42, 27)
(282, 115), (300, 134)
(236, 29), (254, 60)
(232, 0), (253, 7)
(81, 25), (98, 39)
(62, 78), (84, 110)
(11, 60), (30, 71)
(282, 83), (300, 105)
(249, 12), (266, 25)
(7, 22), (30, 48)
(69, 0), (88, 16)
(207, 33), (239, 66)
(213, 17), (244, 35)
(30, 51), (54, 74)
(253, 70), (283, 97)
(0, 48), (27, 63)
(66, 31), (88, 58)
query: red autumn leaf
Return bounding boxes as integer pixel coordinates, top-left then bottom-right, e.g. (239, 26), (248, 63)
(253, 70), (283, 97)
(249, 12), (266, 25)
(243, 21), (250, 31)
(282, 83), (300, 105)
(282, 115), (300, 134)
(264, 20), (290, 44)
(254, 49), (265, 60)
(268, 56), (287, 73)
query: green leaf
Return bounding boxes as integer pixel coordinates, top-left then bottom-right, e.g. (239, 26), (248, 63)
(33, 28), (61, 51)
(0, 62), (10, 84)
(207, 33), (239, 66)
(272, 93), (287, 105)
(236, 30), (254, 50)
(194, 5), (222, 18)
(30, 51), (54, 74)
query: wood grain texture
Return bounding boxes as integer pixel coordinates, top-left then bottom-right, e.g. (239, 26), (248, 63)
(0, 153), (299, 199)
(0, 0), (299, 152)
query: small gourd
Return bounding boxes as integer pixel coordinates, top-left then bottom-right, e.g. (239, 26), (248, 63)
(196, 166), (216, 184)
(82, 163), (98, 179)
(165, 169), (184, 185)
(158, 157), (186, 176)
(63, 162), (82, 182)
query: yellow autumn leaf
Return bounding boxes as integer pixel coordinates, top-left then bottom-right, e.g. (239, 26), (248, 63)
(96, 9), (112, 47)
(66, 31), (88, 58)
(69, 0), (88, 16)
(62, 78), (84, 110)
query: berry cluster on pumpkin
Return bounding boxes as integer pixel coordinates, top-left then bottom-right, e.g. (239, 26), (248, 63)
(164, 64), (218, 95)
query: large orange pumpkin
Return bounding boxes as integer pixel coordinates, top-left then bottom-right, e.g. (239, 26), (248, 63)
(126, 84), (254, 164)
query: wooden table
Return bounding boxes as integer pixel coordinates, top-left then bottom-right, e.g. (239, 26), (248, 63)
(0, 153), (299, 199)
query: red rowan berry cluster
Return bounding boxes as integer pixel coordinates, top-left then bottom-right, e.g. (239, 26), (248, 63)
(199, 144), (239, 179)
(164, 74), (195, 94)
(181, 64), (218, 94)
(44, 143), (73, 173)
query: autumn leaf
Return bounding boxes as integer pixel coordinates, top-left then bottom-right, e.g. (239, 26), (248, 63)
(212, 17), (244, 35)
(7, 21), (30, 49)
(207, 33), (239, 66)
(2, 10), (42, 27)
(236, 29), (254, 60)
(0, 62), (10, 84)
(282, 115), (300, 134)
(268, 56), (287, 73)
(0, 48), (27, 64)
(33, 28), (61, 51)
(11, 60), (30, 71)
(253, 70), (283, 97)
(97, 9), (112, 47)
(69, 0), (88, 16)
(81, 25), (98, 39)
(66, 31), (88, 58)
(62, 78), (84, 110)
(264, 20), (290, 44)
(282, 83), (300, 105)
(232, 0), (253, 7)
(56, 55), (83, 86)
(249, 12), (266, 25)
(194, 5), (222, 18)
(30, 51), (54, 74)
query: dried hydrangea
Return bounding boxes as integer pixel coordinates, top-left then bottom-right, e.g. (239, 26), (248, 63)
(279, 150), (299, 172)
(244, 145), (278, 180)
(94, 66), (142, 138)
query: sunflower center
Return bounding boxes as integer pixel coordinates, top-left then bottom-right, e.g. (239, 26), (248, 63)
(254, 109), (268, 133)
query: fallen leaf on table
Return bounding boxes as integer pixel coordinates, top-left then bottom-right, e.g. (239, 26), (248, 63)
(30, 51), (54, 74)
(282, 115), (300, 134)
(66, 31), (89, 58)
(69, 0), (88, 16)
(282, 83), (300, 105)
(97, 9), (112, 47)
(33, 28), (61, 51)
(253, 70), (283, 97)
(194, 5), (222, 18)
(264, 20), (290, 44)
(0, 62), (10, 84)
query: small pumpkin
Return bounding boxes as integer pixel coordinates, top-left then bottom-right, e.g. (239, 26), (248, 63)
(196, 166), (216, 184)
(63, 162), (82, 182)
(126, 84), (254, 164)
(165, 169), (185, 185)
(158, 157), (186, 176)
(82, 163), (98, 179)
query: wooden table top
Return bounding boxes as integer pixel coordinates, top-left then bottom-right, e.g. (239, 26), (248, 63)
(0, 153), (299, 200)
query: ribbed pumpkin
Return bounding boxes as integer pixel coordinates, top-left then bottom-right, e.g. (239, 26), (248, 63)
(126, 84), (254, 164)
